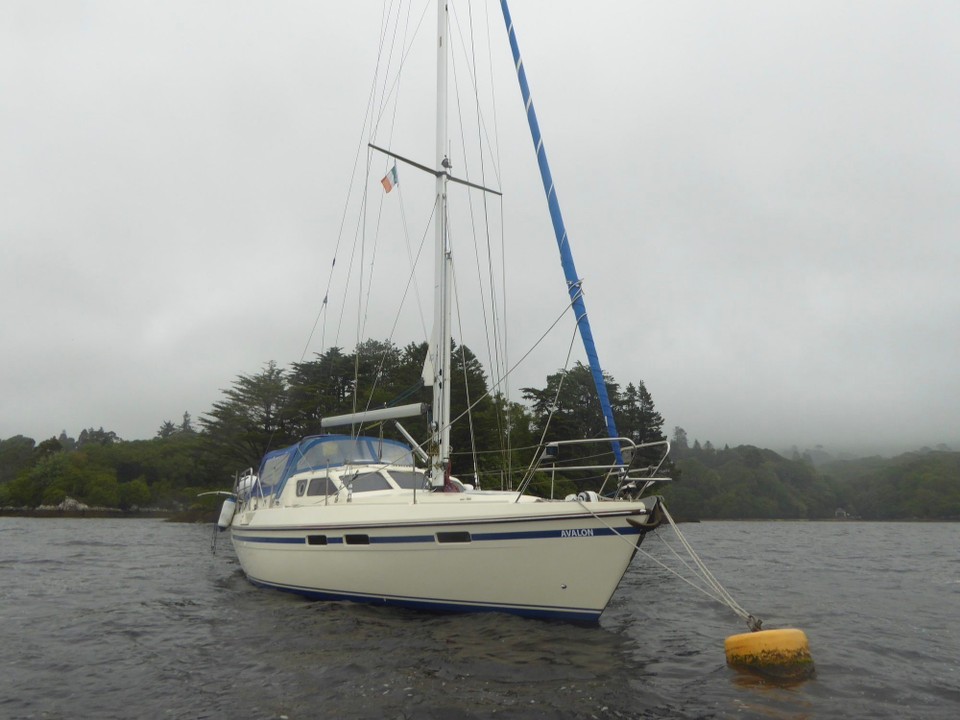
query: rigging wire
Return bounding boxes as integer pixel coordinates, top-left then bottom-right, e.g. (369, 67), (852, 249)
(482, 0), (512, 489)
(451, 264), (483, 488)
(441, 293), (577, 447)
(351, 195), (438, 435)
(515, 317), (582, 496)
(447, 1), (513, 486)
(348, 0), (430, 439)
(252, 3), (409, 455)
(449, 9), (503, 393)
(285, 2), (573, 481)
(352, 2), (413, 422)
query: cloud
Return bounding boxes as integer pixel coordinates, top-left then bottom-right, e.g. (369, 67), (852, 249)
(2, 1), (958, 457)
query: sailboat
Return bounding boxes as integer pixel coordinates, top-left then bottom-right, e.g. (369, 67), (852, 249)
(222, 0), (671, 622)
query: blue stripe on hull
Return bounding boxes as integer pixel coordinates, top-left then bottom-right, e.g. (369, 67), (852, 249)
(245, 576), (603, 623)
(234, 535), (306, 544)
(233, 525), (642, 546)
(231, 509), (642, 533)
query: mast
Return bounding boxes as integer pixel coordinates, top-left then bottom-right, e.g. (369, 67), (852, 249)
(430, 0), (453, 487)
(499, 0), (623, 464)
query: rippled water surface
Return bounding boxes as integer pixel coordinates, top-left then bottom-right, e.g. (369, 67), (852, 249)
(1, 518), (956, 719)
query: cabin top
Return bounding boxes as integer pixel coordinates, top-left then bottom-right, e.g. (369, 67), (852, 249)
(257, 434), (415, 498)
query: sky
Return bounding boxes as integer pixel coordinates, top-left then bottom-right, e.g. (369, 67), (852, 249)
(2, 1), (958, 456)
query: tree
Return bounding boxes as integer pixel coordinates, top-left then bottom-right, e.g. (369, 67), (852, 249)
(156, 421), (178, 439)
(671, 426), (689, 455)
(522, 362), (614, 443)
(480, 397), (538, 491)
(522, 362), (668, 494)
(180, 412), (195, 434)
(613, 380), (669, 475)
(86, 471), (120, 508)
(77, 427), (119, 447)
(119, 477), (152, 509)
(6, 452), (86, 507)
(200, 361), (292, 470)
(36, 436), (64, 457)
(352, 339), (407, 411)
(448, 342), (501, 479)
(286, 346), (358, 436)
(0, 435), (37, 484)
(57, 430), (76, 452)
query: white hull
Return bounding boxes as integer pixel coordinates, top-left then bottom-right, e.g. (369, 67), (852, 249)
(231, 496), (659, 621)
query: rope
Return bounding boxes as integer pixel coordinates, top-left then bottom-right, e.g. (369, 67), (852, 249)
(647, 504), (762, 631)
(571, 497), (763, 632)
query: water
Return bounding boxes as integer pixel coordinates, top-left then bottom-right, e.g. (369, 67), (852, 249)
(1, 518), (956, 719)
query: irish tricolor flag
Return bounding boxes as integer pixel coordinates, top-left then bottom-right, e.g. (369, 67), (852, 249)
(381, 165), (399, 193)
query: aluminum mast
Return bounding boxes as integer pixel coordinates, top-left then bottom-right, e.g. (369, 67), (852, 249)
(430, 0), (454, 487)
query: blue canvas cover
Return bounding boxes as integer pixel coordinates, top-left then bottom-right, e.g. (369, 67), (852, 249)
(261, 435), (415, 498)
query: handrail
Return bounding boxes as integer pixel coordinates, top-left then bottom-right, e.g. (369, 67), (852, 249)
(516, 437), (671, 499)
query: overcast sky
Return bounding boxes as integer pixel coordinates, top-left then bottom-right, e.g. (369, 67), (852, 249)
(2, 1), (958, 456)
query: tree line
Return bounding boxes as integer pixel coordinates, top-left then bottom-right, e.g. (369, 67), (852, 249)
(0, 340), (667, 510)
(661, 431), (960, 521)
(2, 340), (956, 519)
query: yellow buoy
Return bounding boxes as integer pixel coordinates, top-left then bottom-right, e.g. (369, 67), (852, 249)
(725, 628), (814, 680)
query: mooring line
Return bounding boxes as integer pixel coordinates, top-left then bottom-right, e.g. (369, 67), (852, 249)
(577, 498), (762, 631)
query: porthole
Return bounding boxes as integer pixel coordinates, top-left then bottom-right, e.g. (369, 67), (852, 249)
(436, 531), (471, 543)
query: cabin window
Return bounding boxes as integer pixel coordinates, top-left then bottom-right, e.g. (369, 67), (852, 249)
(307, 535), (327, 545)
(258, 452), (290, 496)
(344, 534), (370, 545)
(436, 531), (471, 543)
(307, 477), (338, 496)
(296, 479), (307, 497)
(387, 470), (428, 490)
(347, 472), (392, 493)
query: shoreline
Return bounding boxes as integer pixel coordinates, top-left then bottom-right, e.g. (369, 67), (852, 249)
(0, 507), (218, 522)
(2, 509), (954, 523)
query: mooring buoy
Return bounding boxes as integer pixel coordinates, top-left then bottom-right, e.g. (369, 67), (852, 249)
(724, 628), (814, 680)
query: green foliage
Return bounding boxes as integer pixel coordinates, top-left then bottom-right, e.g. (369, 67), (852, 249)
(22, 339), (946, 521)
(661, 445), (840, 520)
(822, 451), (960, 520)
(77, 427), (120, 446)
(0, 435), (36, 484)
(523, 362), (612, 442)
(85, 471), (120, 508)
(521, 362), (669, 493)
(156, 421), (178, 439)
(199, 361), (293, 471)
(36, 437), (64, 457)
(5, 452), (89, 507)
(279, 340), (521, 484)
(0, 424), (222, 510)
(120, 477), (151, 509)
(659, 443), (960, 521)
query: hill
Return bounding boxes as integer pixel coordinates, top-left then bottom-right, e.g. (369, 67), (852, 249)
(659, 445), (960, 521)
